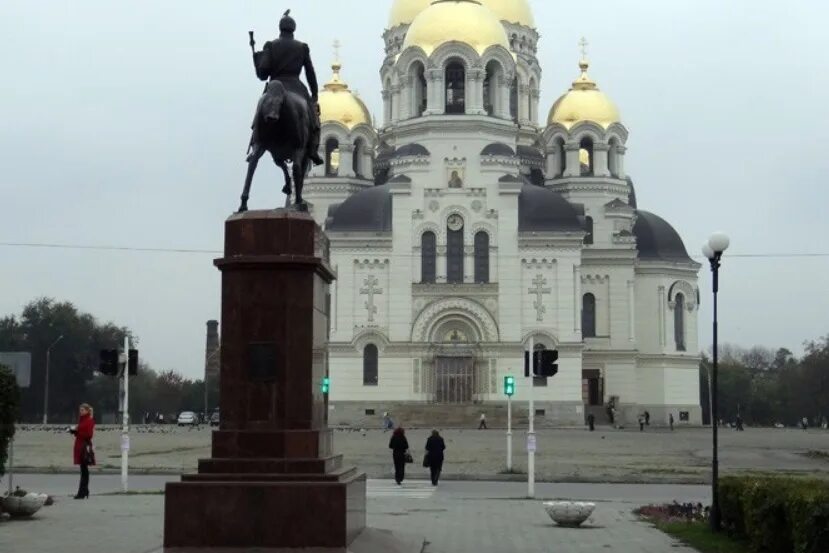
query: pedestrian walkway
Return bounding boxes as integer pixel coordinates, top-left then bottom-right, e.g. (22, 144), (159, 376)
(368, 478), (436, 499)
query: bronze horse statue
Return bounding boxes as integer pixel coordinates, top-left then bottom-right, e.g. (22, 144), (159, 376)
(238, 80), (312, 212)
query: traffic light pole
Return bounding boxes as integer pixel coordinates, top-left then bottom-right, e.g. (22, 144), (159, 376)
(120, 336), (130, 493)
(527, 336), (535, 499)
(506, 392), (512, 472)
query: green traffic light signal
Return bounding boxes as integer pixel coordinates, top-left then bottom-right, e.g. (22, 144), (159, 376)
(322, 376), (330, 394)
(504, 375), (515, 397)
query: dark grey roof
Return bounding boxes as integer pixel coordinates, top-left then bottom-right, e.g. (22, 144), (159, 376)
(605, 198), (629, 209)
(327, 184), (393, 232)
(392, 143), (430, 158)
(518, 185), (582, 232)
(388, 174), (412, 184)
(481, 143), (515, 156)
(499, 174), (522, 183)
(516, 145), (544, 160)
(633, 210), (693, 263)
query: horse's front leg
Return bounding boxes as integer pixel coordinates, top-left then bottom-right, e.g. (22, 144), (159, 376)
(277, 159), (292, 196)
(292, 150), (309, 207)
(239, 145), (266, 213)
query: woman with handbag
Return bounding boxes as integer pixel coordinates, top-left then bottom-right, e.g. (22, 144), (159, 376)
(70, 403), (96, 499)
(424, 430), (446, 486)
(388, 426), (410, 485)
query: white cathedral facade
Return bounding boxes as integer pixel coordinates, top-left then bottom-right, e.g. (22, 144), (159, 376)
(303, 0), (702, 426)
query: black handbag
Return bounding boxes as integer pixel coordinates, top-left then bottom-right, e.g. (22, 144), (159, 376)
(422, 453), (431, 468)
(404, 451), (413, 464)
(82, 440), (96, 466)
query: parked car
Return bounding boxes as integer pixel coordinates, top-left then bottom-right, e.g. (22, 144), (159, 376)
(177, 411), (197, 426)
(210, 409), (220, 427)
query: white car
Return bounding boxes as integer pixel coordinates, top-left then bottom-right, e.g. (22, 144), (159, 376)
(177, 411), (197, 426)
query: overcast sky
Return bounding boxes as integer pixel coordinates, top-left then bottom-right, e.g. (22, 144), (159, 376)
(1, 1), (827, 379)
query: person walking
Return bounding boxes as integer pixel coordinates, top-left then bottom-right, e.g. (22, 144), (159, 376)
(478, 413), (488, 430)
(669, 413), (675, 431)
(587, 413), (595, 432)
(70, 403), (95, 499)
(388, 427), (410, 485)
(644, 410), (651, 426)
(424, 430), (446, 486)
(638, 414), (645, 432)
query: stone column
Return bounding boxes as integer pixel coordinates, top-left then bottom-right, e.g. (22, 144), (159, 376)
(593, 143), (611, 177)
(616, 145), (627, 179)
(496, 75), (511, 119)
(564, 143), (581, 177)
(391, 84), (401, 125)
(398, 76), (412, 121)
(425, 69), (443, 115)
(381, 89), (391, 127)
(628, 280), (635, 342)
(574, 264), (582, 334)
(338, 144), (356, 177)
(437, 245), (447, 283)
(467, 69), (486, 115)
(530, 88), (540, 125)
(518, 83), (529, 123)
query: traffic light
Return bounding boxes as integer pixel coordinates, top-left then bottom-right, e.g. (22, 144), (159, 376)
(99, 349), (119, 376)
(321, 376), (330, 395)
(524, 349), (559, 377)
(504, 375), (515, 397)
(128, 349), (138, 376)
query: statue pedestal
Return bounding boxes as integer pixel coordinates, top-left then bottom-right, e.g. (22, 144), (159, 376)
(163, 210), (366, 550)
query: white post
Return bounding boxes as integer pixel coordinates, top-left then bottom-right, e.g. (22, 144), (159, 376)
(121, 336), (130, 493)
(528, 336), (535, 498)
(6, 435), (13, 495)
(506, 393), (512, 472)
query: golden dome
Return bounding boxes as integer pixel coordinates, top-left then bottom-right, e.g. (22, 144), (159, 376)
(388, 0), (432, 28)
(548, 59), (621, 129)
(403, 0), (510, 56)
(479, 0), (535, 27)
(318, 61), (372, 129)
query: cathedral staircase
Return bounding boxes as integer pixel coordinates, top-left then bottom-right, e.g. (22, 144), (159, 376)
(388, 404), (530, 429)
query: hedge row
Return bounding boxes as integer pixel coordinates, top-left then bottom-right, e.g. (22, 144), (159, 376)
(719, 475), (829, 553)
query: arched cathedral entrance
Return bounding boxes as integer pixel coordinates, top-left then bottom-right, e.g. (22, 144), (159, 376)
(430, 318), (480, 404)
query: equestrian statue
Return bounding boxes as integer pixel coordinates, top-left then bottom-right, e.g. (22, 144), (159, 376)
(239, 10), (324, 213)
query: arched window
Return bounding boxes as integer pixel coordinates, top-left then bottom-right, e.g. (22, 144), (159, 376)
(384, 78), (392, 124)
(509, 77), (518, 121)
(674, 293), (686, 351)
(474, 231), (489, 283)
(584, 216), (594, 245)
(421, 231), (436, 283)
(352, 138), (365, 178)
(528, 77), (537, 122)
(447, 216), (464, 283)
(554, 137), (566, 178)
(445, 61), (466, 114)
(582, 293), (597, 338)
(363, 344), (378, 386)
(579, 136), (594, 176)
(411, 62), (427, 117)
(483, 61), (502, 116)
(325, 138), (340, 176)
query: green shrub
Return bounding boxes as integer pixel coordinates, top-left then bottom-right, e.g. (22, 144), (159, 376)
(718, 476), (829, 553)
(0, 364), (20, 478)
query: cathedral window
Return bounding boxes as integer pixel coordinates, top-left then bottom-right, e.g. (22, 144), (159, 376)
(674, 293), (686, 351)
(411, 62), (427, 117)
(483, 61), (502, 117)
(474, 231), (489, 284)
(445, 61), (466, 114)
(584, 216), (594, 245)
(446, 215), (465, 283)
(579, 136), (594, 176)
(533, 343), (548, 387)
(325, 138), (340, 176)
(363, 344), (378, 386)
(421, 231), (437, 283)
(582, 293), (597, 338)
(509, 76), (518, 121)
(554, 137), (566, 178)
(352, 138), (365, 178)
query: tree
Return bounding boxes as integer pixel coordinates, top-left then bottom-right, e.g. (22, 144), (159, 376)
(0, 365), (20, 478)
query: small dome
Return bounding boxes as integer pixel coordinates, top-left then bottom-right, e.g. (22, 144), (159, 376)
(633, 210), (693, 263)
(479, 0), (535, 27)
(388, 0), (432, 28)
(318, 61), (372, 129)
(403, 0), (510, 56)
(481, 142), (515, 156)
(393, 143), (430, 157)
(327, 184), (393, 232)
(548, 59), (620, 129)
(518, 184), (582, 232)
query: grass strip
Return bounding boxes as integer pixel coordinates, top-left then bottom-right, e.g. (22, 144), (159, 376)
(653, 520), (748, 553)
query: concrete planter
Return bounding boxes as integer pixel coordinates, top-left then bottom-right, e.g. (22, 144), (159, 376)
(543, 501), (595, 527)
(2, 494), (46, 518)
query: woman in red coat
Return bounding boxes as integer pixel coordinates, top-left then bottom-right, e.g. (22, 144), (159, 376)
(70, 403), (95, 499)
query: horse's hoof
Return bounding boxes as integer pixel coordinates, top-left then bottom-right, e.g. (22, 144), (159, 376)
(281, 186), (291, 195)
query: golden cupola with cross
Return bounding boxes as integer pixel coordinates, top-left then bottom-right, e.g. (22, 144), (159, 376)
(547, 57), (620, 129)
(318, 59), (372, 129)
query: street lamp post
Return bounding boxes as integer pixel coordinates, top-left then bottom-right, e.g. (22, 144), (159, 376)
(703, 232), (730, 533)
(42, 335), (64, 425)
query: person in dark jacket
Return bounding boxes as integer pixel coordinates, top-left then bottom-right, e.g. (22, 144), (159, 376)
(424, 430), (446, 486)
(388, 427), (409, 485)
(250, 10), (323, 165)
(70, 403), (95, 499)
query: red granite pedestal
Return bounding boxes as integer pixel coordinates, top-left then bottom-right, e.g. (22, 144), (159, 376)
(163, 210), (366, 550)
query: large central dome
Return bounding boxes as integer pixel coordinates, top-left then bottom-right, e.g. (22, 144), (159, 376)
(388, 0), (535, 29)
(403, 0), (510, 56)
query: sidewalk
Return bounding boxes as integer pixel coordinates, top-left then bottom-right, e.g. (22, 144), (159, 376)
(0, 480), (700, 553)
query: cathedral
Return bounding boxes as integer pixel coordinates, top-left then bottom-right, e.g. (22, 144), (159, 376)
(303, 0), (702, 426)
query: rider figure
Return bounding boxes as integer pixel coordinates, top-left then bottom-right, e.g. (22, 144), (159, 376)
(251, 10), (324, 166)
